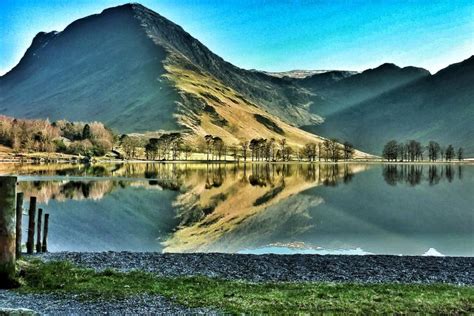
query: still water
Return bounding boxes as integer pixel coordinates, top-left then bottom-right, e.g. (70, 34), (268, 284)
(1, 162), (473, 256)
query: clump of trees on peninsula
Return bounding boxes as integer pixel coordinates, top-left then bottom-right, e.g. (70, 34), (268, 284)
(0, 116), (115, 156)
(382, 140), (464, 162)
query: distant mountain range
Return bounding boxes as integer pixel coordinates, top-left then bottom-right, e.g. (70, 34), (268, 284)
(301, 56), (474, 155)
(0, 3), (472, 155)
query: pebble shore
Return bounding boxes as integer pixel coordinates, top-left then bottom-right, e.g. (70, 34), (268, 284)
(1, 252), (473, 314)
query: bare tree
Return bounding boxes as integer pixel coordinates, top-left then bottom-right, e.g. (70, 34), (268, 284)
(240, 140), (248, 161)
(204, 135), (213, 161)
(458, 147), (464, 161)
(427, 141), (441, 161)
(446, 145), (455, 161)
(343, 141), (354, 161)
(279, 138), (286, 161)
(383, 140), (398, 161)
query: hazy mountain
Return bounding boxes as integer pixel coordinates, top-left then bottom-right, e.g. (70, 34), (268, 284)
(255, 69), (358, 79)
(304, 56), (474, 155)
(298, 63), (431, 116)
(0, 3), (326, 150)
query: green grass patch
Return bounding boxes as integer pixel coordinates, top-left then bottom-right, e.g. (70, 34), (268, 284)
(17, 259), (474, 314)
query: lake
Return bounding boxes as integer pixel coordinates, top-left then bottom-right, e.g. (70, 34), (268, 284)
(1, 162), (473, 256)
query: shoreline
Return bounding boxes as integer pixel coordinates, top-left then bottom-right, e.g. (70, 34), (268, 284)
(1, 158), (473, 165)
(35, 252), (474, 285)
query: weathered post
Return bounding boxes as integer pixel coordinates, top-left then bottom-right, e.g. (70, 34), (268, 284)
(36, 208), (43, 253)
(26, 196), (37, 254)
(15, 192), (23, 258)
(0, 176), (18, 288)
(42, 214), (49, 253)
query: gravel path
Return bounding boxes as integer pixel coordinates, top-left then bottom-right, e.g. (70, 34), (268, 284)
(0, 291), (216, 315)
(39, 252), (474, 285)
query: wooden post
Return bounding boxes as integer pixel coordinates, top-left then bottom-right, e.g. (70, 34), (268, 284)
(26, 196), (36, 254)
(0, 176), (18, 288)
(15, 192), (23, 258)
(42, 214), (49, 253)
(36, 208), (43, 253)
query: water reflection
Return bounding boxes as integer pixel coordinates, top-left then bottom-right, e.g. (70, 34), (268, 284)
(9, 163), (363, 204)
(1, 162), (471, 255)
(382, 164), (462, 186)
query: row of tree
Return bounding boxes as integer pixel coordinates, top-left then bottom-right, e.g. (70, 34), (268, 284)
(382, 140), (464, 162)
(135, 134), (356, 162)
(0, 116), (115, 156)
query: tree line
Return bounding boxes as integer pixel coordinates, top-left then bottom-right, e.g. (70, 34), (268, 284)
(135, 134), (356, 162)
(0, 116), (115, 156)
(382, 140), (464, 162)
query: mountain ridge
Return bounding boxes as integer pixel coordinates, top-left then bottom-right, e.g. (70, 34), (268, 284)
(305, 55), (474, 155)
(1, 3), (471, 156)
(1, 3), (352, 155)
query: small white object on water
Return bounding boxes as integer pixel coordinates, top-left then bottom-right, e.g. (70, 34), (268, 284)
(423, 248), (444, 257)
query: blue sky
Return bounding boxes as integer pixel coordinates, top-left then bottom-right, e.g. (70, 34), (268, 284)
(1, 0), (473, 75)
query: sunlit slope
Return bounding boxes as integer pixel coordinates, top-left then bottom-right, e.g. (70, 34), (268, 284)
(164, 60), (357, 151)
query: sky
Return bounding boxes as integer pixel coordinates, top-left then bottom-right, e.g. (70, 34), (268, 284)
(1, 0), (473, 75)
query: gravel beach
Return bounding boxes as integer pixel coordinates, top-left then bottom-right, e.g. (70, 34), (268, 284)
(38, 252), (474, 285)
(1, 252), (473, 315)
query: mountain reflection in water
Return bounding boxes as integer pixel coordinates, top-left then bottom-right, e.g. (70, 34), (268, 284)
(1, 162), (472, 255)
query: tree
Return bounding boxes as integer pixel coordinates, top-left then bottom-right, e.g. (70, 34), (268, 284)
(329, 139), (341, 162)
(204, 135), (214, 161)
(284, 146), (293, 161)
(144, 138), (159, 160)
(182, 144), (192, 160)
(323, 140), (331, 162)
(303, 143), (317, 161)
(230, 145), (239, 161)
(343, 141), (355, 161)
(427, 141), (441, 161)
(445, 145), (455, 161)
(240, 141), (248, 161)
(406, 140), (422, 161)
(249, 139), (258, 161)
(383, 140), (398, 161)
(458, 147), (464, 161)
(397, 143), (405, 162)
(213, 137), (225, 160)
(121, 135), (141, 159)
(279, 139), (286, 161)
(82, 124), (92, 140)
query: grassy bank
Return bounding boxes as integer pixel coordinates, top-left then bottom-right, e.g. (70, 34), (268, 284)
(15, 260), (474, 314)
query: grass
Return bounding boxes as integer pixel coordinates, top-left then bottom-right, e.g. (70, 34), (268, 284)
(17, 259), (474, 314)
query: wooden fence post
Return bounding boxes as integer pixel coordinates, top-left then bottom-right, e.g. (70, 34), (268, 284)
(36, 208), (43, 253)
(26, 196), (36, 254)
(0, 176), (18, 288)
(42, 214), (49, 253)
(15, 192), (23, 258)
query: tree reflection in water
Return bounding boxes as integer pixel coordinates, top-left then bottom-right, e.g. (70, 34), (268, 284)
(382, 164), (462, 186)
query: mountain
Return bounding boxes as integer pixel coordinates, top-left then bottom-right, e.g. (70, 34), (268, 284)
(297, 63), (431, 116)
(1, 3), (470, 157)
(304, 56), (474, 155)
(0, 3), (330, 151)
(255, 69), (358, 79)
